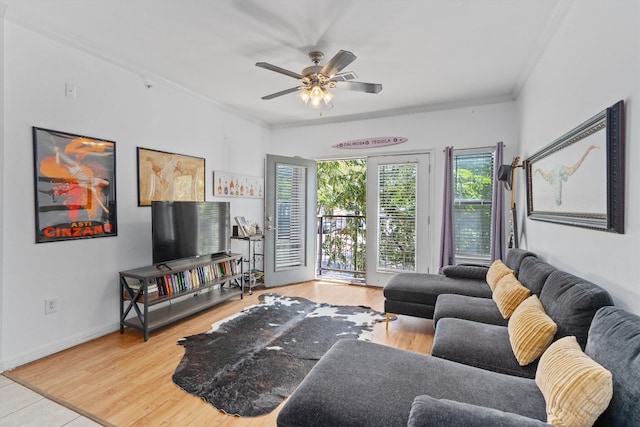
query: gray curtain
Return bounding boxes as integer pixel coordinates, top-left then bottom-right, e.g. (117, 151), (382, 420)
(439, 146), (455, 268)
(490, 142), (505, 261)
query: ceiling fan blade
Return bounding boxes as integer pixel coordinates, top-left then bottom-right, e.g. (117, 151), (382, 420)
(320, 50), (357, 77)
(335, 81), (383, 94)
(256, 62), (303, 80)
(261, 87), (302, 100)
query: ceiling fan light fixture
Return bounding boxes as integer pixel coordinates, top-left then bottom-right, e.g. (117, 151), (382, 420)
(299, 84), (334, 109)
(257, 50), (382, 111)
(299, 88), (311, 104)
(322, 88), (334, 104)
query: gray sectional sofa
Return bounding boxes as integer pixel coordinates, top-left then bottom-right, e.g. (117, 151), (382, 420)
(277, 252), (640, 426)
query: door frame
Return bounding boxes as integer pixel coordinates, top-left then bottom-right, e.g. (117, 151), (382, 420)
(263, 154), (317, 287)
(365, 151), (433, 287)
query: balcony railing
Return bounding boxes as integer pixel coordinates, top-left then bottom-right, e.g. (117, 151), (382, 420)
(316, 215), (366, 283)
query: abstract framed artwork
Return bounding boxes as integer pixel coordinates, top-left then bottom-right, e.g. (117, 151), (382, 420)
(32, 127), (117, 243)
(525, 100), (624, 233)
(137, 147), (205, 206)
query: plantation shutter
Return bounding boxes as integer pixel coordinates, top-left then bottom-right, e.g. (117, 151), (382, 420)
(275, 164), (306, 269)
(377, 163), (417, 272)
(453, 151), (494, 261)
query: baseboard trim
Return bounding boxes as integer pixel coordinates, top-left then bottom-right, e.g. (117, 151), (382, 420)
(2, 323), (119, 371)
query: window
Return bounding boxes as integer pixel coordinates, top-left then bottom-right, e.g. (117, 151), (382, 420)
(275, 164), (306, 269)
(453, 149), (494, 263)
(377, 162), (417, 271)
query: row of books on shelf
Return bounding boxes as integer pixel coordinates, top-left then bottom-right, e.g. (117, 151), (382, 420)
(127, 261), (239, 299)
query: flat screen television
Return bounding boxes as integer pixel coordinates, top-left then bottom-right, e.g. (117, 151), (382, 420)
(151, 201), (231, 264)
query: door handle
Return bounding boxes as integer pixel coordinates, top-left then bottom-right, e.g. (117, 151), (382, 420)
(267, 226), (277, 231)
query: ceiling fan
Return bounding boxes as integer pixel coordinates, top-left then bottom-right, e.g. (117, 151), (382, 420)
(256, 50), (382, 110)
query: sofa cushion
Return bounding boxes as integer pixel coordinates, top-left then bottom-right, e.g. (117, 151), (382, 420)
(277, 339), (547, 427)
(508, 295), (557, 366)
(440, 264), (488, 280)
(492, 274), (531, 318)
(517, 257), (557, 296)
(431, 256), (552, 328)
(585, 306), (640, 426)
(432, 318), (538, 378)
(486, 260), (514, 290)
(408, 395), (552, 427)
(384, 273), (491, 305)
(503, 248), (537, 275)
(536, 336), (612, 427)
(539, 271), (614, 348)
(433, 294), (506, 327)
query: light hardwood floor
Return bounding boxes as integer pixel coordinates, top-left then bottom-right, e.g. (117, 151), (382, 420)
(5, 281), (434, 426)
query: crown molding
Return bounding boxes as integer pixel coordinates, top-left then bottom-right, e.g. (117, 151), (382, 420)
(3, 12), (270, 129)
(269, 94), (516, 130)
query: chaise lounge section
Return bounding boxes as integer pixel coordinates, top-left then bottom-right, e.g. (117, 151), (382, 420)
(383, 249), (536, 322)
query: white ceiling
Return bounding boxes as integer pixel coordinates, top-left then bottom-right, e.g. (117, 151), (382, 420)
(1, 0), (572, 128)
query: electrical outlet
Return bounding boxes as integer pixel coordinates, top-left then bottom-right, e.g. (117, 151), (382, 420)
(45, 297), (58, 315)
(65, 83), (77, 99)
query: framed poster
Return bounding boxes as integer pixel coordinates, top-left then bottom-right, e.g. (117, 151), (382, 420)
(32, 127), (117, 243)
(137, 147), (205, 206)
(525, 100), (624, 233)
(214, 171), (263, 198)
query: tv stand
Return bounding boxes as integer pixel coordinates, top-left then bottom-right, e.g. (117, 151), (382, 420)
(119, 253), (243, 341)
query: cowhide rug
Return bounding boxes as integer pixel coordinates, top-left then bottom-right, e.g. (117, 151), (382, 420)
(172, 293), (385, 417)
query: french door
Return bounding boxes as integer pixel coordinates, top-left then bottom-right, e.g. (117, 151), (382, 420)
(263, 154), (317, 287)
(365, 153), (431, 286)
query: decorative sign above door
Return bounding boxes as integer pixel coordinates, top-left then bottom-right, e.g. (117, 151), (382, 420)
(332, 136), (407, 149)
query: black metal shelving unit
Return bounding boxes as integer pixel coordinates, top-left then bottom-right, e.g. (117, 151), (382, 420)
(119, 253), (243, 341)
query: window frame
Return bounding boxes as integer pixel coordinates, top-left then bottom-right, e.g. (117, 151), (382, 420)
(452, 147), (496, 264)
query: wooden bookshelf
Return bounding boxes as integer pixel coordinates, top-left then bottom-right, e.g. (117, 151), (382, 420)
(119, 253), (243, 341)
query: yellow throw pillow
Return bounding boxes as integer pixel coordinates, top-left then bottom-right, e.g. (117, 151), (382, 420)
(535, 336), (613, 427)
(492, 274), (530, 319)
(486, 260), (515, 290)
(508, 295), (557, 366)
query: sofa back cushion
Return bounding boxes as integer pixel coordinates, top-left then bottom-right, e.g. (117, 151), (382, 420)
(585, 306), (640, 427)
(517, 257), (557, 296)
(504, 249), (537, 275)
(539, 271), (613, 349)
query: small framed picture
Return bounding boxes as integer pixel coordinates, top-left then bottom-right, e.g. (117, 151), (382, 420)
(234, 216), (250, 237)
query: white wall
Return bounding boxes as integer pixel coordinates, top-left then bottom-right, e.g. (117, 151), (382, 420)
(516, 0), (640, 314)
(270, 101), (520, 272)
(0, 22), (268, 370)
(0, 5), (6, 373)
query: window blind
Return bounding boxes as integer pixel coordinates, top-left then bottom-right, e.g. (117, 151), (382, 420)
(275, 164), (306, 269)
(377, 163), (417, 272)
(453, 151), (494, 259)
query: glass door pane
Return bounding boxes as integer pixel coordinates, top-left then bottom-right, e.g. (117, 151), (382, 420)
(377, 163), (417, 271)
(366, 153), (431, 287)
(275, 164), (306, 269)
